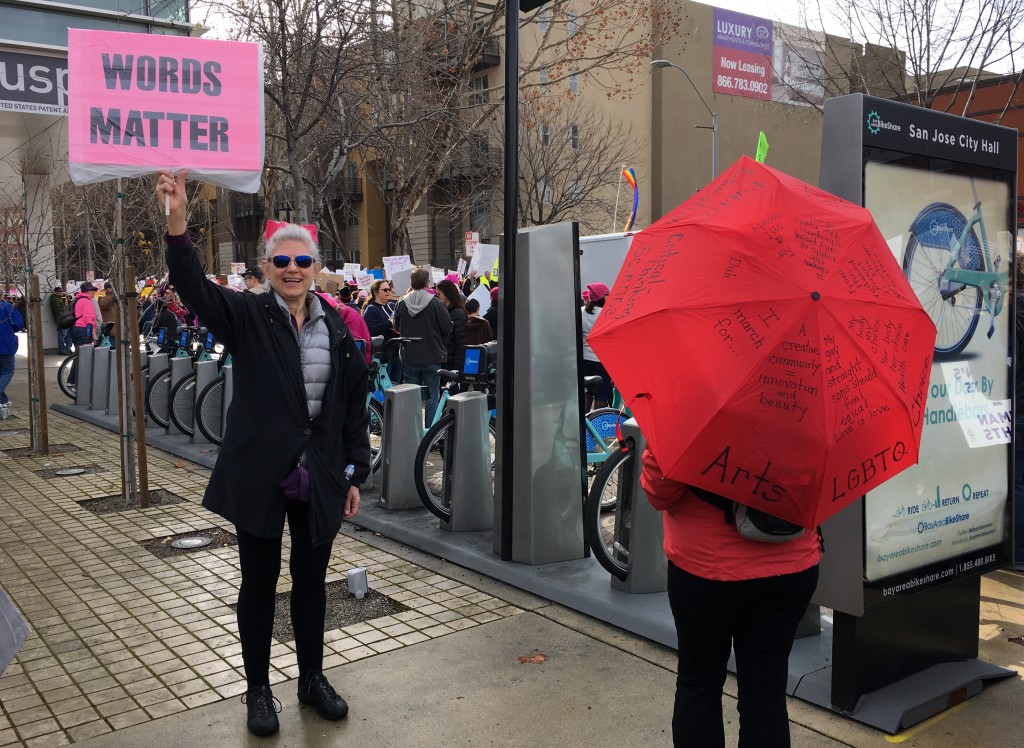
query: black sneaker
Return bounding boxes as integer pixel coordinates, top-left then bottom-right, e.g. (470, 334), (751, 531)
(297, 672), (349, 720)
(242, 685), (280, 737)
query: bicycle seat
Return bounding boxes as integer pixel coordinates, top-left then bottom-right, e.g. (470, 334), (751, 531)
(583, 376), (604, 392)
(370, 335), (386, 356)
(100, 322), (115, 336)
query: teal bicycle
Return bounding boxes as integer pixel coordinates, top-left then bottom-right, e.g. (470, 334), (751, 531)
(902, 177), (1009, 356)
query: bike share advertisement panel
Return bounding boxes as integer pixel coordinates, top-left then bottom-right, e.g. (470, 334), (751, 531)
(854, 99), (1016, 608)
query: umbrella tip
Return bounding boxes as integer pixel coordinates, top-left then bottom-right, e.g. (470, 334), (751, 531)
(811, 291), (821, 301)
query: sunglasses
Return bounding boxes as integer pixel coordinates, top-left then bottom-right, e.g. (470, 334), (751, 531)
(270, 255), (314, 269)
(378, 286), (391, 292)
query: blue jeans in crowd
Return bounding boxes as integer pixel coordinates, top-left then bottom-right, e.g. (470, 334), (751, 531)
(0, 354), (14, 405)
(402, 362), (440, 428)
(57, 326), (72, 354)
(68, 326), (90, 385)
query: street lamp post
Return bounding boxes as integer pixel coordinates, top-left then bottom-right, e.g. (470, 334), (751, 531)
(651, 59), (718, 180)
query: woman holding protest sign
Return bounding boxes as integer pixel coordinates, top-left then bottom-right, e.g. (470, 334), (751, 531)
(157, 169), (370, 738)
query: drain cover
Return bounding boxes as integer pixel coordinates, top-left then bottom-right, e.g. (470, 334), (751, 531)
(170, 536), (212, 549)
(55, 467), (87, 476)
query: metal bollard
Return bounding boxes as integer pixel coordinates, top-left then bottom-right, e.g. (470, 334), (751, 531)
(611, 419), (667, 594)
(75, 346), (95, 407)
(90, 347), (111, 412)
(191, 360), (219, 444)
(441, 392), (493, 531)
(380, 384), (425, 510)
(166, 357), (194, 436)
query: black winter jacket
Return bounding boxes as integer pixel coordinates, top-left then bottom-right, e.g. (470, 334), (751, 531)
(166, 234), (370, 546)
(446, 306), (467, 370)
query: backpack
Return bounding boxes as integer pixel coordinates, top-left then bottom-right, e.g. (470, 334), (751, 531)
(691, 487), (806, 543)
(57, 304), (78, 329)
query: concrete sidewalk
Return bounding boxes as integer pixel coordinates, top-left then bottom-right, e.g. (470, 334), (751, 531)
(0, 345), (1022, 747)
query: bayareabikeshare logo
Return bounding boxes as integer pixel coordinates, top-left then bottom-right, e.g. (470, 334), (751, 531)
(866, 110), (901, 135)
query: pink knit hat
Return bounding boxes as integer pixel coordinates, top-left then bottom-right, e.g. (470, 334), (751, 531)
(586, 282), (610, 301)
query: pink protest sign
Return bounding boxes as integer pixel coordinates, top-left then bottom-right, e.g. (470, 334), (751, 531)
(67, 29), (264, 192)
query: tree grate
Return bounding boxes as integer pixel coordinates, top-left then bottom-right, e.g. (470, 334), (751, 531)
(231, 579), (409, 643)
(3, 443), (82, 457)
(78, 489), (185, 515)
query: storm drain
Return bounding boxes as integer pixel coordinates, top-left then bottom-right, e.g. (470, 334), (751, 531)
(4, 443), (81, 457)
(34, 465), (105, 479)
(231, 579), (409, 643)
(139, 528), (237, 559)
(78, 489), (184, 515)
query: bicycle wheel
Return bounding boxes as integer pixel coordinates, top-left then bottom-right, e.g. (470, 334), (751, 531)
(415, 413), (497, 521)
(584, 444), (634, 582)
(368, 398), (384, 473)
(195, 377), (225, 445)
(903, 202), (983, 356)
(57, 354), (77, 400)
(169, 373), (197, 436)
(145, 369), (173, 429)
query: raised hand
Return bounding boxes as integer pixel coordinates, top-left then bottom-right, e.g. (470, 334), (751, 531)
(155, 169), (189, 237)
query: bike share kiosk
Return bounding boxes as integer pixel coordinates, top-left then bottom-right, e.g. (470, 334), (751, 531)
(90, 347), (112, 412)
(74, 343), (95, 408)
(494, 222), (586, 564)
(806, 94), (1017, 731)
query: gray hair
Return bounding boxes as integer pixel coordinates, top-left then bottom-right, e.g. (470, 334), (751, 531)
(264, 224), (320, 261)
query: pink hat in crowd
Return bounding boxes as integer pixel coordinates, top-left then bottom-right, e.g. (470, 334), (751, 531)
(581, 290), (591, 303)
(489, 287), (500, 302)
(586, 282), (610, 301)
(445, 273), (460, 284)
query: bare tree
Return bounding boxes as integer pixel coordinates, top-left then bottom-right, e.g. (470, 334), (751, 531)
(775, 0), (1024, 116)
(513, 94), (644, 232)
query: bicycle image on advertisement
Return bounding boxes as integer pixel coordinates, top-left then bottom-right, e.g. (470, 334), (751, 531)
(902, 177), (1009, 357)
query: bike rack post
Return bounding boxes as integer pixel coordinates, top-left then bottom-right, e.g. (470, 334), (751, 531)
(380, 384), (424, 510)
(90, 347), (111, 412)
(166, 357), (194, 436)
(191, 360), (219, 445)
(440, 392), (493, 532)
(222, 363), (233, 415)
(106, 350), (119, 417)
(612, 419), (667, 594)
(75, 346), (95, 408)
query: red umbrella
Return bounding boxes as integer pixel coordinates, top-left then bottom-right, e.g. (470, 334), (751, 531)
(589, 156), (936, 529)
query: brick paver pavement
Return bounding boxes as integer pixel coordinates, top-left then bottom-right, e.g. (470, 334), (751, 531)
(0, 350), (521, 746)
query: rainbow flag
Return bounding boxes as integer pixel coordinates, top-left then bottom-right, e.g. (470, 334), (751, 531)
(621, 168), (638, 232)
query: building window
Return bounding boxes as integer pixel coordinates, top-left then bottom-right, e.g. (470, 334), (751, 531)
(539, 179), (551, 204)
(570, 180), (581, 204)
(569, 124), (579, 149)
(568, 11), (578, 36)
(540, 123), (550, 147)
(470, 75), (489, 105)
(569, 69), (579, 94)
(538, 8), (550, 31)
(539, 67), (549, 88)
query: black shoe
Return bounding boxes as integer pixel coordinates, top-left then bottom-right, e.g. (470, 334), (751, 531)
(242, 685), (280, 737)
(297, 672), (349, 720)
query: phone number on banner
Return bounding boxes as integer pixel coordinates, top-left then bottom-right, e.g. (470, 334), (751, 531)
(716, 75), (769, 95)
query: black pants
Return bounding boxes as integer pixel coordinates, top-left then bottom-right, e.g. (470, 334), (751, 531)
(235, 501), (336, 690)
(666, 561), (819, 748)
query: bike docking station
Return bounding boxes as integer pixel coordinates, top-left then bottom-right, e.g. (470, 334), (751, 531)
(74, 345), (94, 408)
(90, 347), (112, 413)
(379, 383), (426, 510)
(606, 419), (665, 594)
(166, 357), (194, 437)
(775, 93), (1020, 733)
(191, 359), (219, 445)
(437, 391), (493, 532)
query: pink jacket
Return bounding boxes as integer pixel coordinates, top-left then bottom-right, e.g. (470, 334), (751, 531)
(640, 447), (821, 582)
(317, 292), (371, 364)
(72, 292), (97, 330)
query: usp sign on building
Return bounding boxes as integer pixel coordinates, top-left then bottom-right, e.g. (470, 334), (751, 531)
(67, 29), (264, 192)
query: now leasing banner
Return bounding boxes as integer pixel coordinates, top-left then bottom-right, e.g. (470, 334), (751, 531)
(712, 8), (772, 101)
(67, 29), (264, 192)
